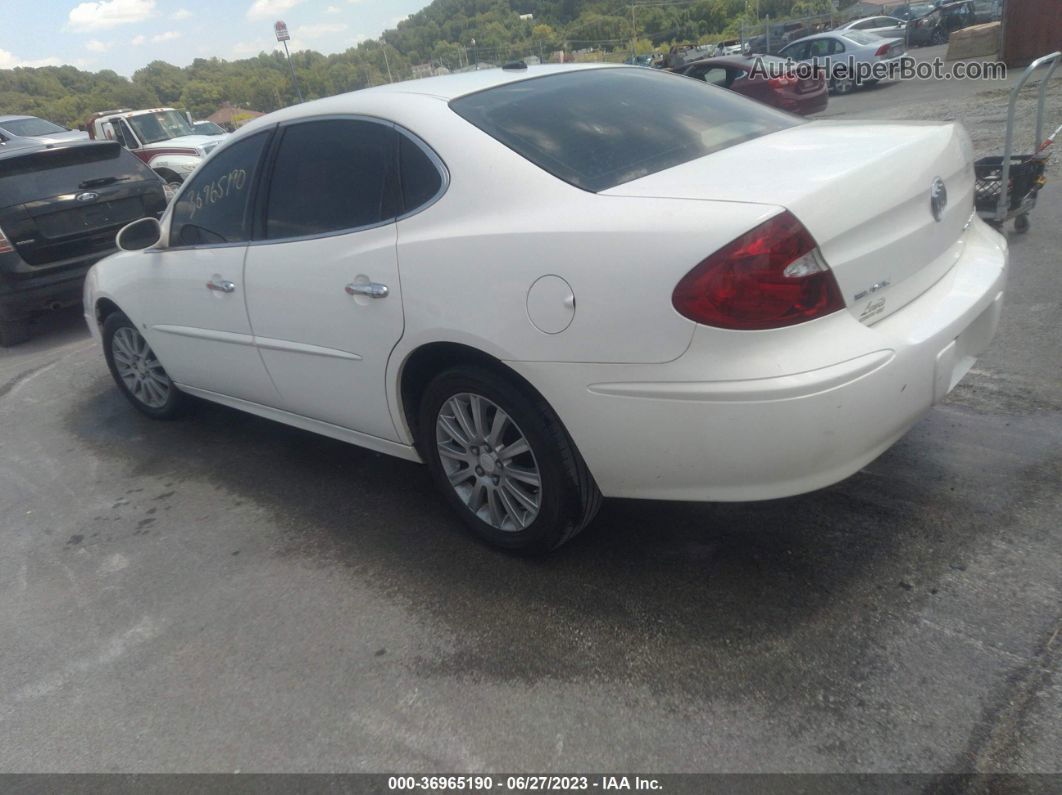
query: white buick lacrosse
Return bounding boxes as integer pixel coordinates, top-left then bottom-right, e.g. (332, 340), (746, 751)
(85, 64), (1008, 552)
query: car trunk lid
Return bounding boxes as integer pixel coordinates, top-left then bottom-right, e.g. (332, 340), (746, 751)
(0, 142), (166, 270)
(603, 120), (976, 325)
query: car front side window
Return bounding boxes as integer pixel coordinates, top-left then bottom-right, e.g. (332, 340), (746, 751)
(262, 118), (400, 241)
(169, 130), (270, 247)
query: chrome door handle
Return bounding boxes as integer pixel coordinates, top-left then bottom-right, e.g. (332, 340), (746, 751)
(345, 282), (389, 299)
(206, 277), (236, 293)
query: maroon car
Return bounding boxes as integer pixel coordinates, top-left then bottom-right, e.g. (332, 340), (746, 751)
(671, 55), (828, 115)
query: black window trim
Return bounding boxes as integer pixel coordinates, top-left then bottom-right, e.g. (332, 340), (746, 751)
(247, 113), (450, 248)
(162, 125), (277, 252)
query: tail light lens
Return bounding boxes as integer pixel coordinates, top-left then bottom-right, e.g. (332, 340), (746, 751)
(875, 43), (893, 56)
(768, 75), (796, 89)
(0, 224), (14, 254)
(672, 211), (844, 330)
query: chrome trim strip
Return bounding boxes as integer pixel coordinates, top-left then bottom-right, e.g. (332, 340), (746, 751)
(254, 336), (362, 361)
(152, 325), (255, 346)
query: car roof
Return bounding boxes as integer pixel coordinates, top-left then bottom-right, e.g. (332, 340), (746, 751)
(0, 138), (118, 162)
(0, 115), (37, 124)
(681, 55), (786, 68)
(235, 63), (625, 136)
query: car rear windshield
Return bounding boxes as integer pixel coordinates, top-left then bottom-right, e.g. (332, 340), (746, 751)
(1, 117), (68, 137)
(0, 142), (155, 206)
(449, 68), (799, 192)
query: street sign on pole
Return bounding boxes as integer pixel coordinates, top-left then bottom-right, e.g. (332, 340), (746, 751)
(274, 20), (303, 103)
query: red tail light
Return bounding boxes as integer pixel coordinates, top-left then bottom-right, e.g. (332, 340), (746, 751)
(768, 75), (796, 89)
(875, 43), (891, 56)
(0, 224), (14, 254)
(672, 211), (844, 330)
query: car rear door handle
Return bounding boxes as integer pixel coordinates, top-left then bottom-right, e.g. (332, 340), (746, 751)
(206, 277), (236, 293)
(345, 282), (389, 299)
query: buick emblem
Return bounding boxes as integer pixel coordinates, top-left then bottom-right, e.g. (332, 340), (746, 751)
(75, 192), (99, 203)
(930, 177), (947, 222)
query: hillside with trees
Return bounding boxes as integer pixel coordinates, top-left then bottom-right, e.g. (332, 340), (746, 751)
(0, 0), (842, 127)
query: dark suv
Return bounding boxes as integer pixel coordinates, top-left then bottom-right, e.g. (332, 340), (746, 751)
(0, 140), (167, 345)
(907, 1), (977, 46)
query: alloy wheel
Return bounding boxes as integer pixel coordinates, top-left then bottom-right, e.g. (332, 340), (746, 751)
(111, 326), (173, 409)
(435, 392), (542, 532)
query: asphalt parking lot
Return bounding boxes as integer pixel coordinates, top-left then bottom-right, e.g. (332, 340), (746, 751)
(2, 75), (1060, 775)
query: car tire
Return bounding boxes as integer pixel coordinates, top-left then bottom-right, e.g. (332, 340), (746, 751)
(418, 365), (602, 554)
(0, 316), (32, 347)
(830, 76), (855, 95)
(102, 311), (188, 420)
(931, 29), (947, 45)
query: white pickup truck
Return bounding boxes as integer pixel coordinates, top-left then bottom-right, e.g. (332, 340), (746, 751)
(85, 107), (227, 188)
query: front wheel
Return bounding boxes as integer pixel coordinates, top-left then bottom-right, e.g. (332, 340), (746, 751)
(103, 311), (188, 419)
(419, 366), (601, 553)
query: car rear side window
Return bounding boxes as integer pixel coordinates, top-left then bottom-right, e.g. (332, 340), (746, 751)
(170, 130), (269, 247)
(449, 68), (798, 192)
(0, 142), (152, 205)
(263, 119), (400, 240)
(399, 133), (444, 214)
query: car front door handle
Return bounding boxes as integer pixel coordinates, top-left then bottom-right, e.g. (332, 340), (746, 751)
(345, 282), (389, 299)
(206, 277), (236, 293)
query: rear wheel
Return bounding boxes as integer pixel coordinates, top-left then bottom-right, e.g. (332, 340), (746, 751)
(103, 311), (187, 419)
(0, 316), (32, 347)
(1014, 214), (1030, 234)
(419, 366), (601, 553)
(931, 29), (947, 45)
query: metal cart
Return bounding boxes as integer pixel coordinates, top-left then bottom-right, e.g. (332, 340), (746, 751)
(974, 51), (1060, 233)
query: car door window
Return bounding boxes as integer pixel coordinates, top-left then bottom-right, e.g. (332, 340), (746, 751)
(700, 67), (730, 86)
(263, 119), (400, 240)
(809, 40), (832, 57)
(170, 130), (270, 247)
(398, 133), (444, 215)
(782, 41), (809, 60)
(828, 38), (846, 55)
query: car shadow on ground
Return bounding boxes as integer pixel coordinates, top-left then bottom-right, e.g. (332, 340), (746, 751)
(62, 367), (1032, 695)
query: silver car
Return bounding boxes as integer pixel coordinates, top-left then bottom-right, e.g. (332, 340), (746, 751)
(0, 115), (88, 145)
(838, 16), (907, 38)
(779, 30), (906, 95)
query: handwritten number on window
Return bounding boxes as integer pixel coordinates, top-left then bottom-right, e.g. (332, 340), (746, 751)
(187, 168), (248, 220)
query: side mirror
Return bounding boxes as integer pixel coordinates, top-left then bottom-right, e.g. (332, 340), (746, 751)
(117, 217), (162, 252)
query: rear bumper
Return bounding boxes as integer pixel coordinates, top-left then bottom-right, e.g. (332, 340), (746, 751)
(507, 217), (1008, 501)
(0, 252), (99, 319)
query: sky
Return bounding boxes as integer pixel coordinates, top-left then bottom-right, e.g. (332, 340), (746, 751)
(0, 0), (431, 76)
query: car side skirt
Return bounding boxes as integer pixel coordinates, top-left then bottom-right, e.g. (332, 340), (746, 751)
(175, 384), (423, 463)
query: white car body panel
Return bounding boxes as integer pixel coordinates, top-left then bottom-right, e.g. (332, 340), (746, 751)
(85, 64), (1008, 503)
(244, 224), (405, 440)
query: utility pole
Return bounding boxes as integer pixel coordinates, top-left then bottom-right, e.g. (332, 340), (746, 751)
(274, 20), (304, 103)
(630, 5), (637, 59)
(381, 41), (394, 83)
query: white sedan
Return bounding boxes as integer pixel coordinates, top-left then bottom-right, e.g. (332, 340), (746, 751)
(85, 64), (1007, 552)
